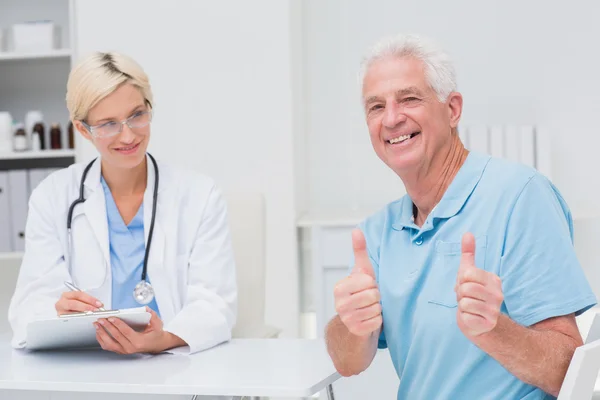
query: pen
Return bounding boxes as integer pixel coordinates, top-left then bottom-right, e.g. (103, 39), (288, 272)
(63, 281), (106, 311)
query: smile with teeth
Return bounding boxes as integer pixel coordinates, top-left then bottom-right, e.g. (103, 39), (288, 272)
(388, 132), (420, 144)
(116, 143), (139, 151)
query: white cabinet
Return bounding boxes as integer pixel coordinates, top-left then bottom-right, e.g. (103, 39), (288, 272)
(298, 212), (399, 400)
(0, 0), (76, 256)
(0, 0), (75, 148)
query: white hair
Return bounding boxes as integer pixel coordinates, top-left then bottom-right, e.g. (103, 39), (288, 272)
(359, 34), (457, 102)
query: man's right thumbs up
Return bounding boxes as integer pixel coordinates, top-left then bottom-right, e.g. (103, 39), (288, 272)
(333, 228), (382, 337)
(351, 229), (375, 278)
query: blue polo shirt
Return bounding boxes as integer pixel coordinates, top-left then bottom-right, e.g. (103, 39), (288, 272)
(356, 151), (596, 400)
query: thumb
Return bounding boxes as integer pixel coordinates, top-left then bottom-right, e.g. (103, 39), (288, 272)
(460, 232), (476, 269)
(351, 229), (375, 278)
(146, 307), (162, 330)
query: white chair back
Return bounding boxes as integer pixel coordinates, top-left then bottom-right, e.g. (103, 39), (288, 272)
(558, 314), (600, 400)
(573, 216), (600, 302)
(224, 191), (279, 338)
(460, 124), (552, 181)
(0, 256), (21, 334)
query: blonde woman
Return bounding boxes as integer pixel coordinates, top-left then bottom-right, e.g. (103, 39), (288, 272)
(8, 52), (237, 355)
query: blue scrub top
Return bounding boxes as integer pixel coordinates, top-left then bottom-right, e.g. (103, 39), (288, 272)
(355, 151), (596, 400)
(101, 177), (160, 316)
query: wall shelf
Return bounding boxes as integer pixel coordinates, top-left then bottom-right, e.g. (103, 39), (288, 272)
(0, 149), (75, 160)
(0, 49), (72, 62)
(0, 252), (23, 260)
(0, 150), (75, 171)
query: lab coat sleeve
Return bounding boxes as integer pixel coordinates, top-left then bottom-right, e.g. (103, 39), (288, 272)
(163, 183), (237, 354)
(8, 178), (72, 348)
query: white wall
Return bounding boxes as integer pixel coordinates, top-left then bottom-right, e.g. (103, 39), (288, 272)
(303, 0), (600, 218)
(73, 0), (300, 337)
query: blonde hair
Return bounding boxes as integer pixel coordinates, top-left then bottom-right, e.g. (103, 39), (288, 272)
(66, 52), (153, 121)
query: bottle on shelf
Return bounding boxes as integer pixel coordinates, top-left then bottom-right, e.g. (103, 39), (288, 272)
(25, 110), (43, 150)
(50, 123), (62, 149)
(13, 123), (27, 152)
(68, 121), (75, 149)
(31, 130), (41, 151)
(32, 122), (45, 150)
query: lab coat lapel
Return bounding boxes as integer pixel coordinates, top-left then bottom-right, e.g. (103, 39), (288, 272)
(144, 156), (165, 276)
(144, 207), (166, 269)
(143, 154), (165, 265)
(81, 159), (111, 270)
(83, 190), (110, 267)
(147, 218), (170, 318)
(143, 154), (172, 319)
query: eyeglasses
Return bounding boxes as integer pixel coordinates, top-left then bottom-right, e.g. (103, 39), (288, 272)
(81, 110), (153, 138)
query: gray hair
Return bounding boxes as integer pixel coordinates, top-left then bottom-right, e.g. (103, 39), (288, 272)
(359, 34), (457, 102)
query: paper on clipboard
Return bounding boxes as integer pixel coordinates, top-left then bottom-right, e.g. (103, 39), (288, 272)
(24, 307), (151, 351)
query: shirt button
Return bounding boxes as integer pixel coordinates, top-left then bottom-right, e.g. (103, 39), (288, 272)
(415, 237), (423, 246)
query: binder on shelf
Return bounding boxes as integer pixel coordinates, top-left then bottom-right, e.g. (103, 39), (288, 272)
(504, 125), (521, 163)
(28, 168), (56, 197)
(467, 124), (489, 154)
(489, 125), (504, 159)
(519, 126), (536, 169)
(458, 125), (469, 149)
(0, 172), (11, 252)
(8, 170), (29, 252)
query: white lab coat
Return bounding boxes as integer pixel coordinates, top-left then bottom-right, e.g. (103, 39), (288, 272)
(8, 154), (237, 354)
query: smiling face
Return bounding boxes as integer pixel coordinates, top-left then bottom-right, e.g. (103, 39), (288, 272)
(74, 83), (150, 171)
(362, 56), (462, 175)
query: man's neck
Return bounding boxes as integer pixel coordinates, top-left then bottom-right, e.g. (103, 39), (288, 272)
(401, 134), (468, 226)
(101, 157), (147, 197)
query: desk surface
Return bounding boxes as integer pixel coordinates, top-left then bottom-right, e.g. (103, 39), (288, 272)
(0, 338), (340, 397)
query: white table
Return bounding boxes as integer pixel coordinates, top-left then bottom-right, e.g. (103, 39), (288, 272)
(0, 338), (340, 399)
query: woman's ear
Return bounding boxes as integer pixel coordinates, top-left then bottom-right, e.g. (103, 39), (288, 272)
(73, 120), (93, 142)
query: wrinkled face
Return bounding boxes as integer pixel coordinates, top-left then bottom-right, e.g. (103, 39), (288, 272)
(74, 83), (150, 171)
(362, 56), (461, 174)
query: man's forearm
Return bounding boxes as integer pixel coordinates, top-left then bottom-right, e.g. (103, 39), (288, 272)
(471, 314), (581, 396)
(325, 316), (379, 376)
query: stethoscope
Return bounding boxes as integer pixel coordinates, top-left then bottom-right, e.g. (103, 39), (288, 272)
(66, 153), (159, 305)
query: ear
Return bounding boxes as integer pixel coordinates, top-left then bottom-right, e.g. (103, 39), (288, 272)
(73, 120), (93, 142)
(447, 92), (463, 129)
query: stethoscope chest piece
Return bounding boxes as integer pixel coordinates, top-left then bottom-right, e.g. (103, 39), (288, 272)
(133, 280), (155, 305)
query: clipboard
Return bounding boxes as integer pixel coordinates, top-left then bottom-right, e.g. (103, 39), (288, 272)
(24, 307), (152, 351)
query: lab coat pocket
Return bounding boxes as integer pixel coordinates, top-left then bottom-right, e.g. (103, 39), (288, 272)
(428, 235), (487, 308)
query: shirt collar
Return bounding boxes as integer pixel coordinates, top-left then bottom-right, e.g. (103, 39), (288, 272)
(392, 151), (491, 231)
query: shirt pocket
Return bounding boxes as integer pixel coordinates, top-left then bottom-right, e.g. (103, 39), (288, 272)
(428, 235), (487, 308)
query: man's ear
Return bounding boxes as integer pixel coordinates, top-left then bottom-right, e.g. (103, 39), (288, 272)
(447, 92), (463, 129)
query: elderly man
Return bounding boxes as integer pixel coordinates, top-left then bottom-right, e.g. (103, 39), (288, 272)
(325, 34), (597, 399)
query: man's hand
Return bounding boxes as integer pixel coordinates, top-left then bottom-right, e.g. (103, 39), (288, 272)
(333, 229), (383, 337)
(94, 307), (186, 354)
(455, 232), (504, 339)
